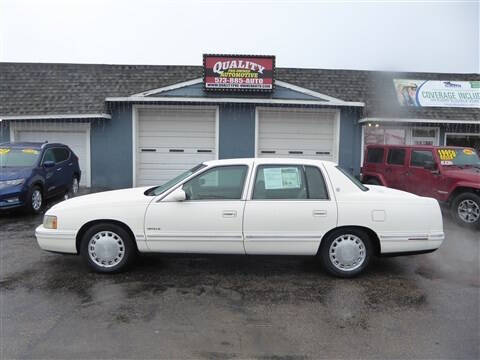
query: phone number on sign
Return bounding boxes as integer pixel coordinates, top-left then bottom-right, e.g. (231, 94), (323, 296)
(214, 77), (265, 84)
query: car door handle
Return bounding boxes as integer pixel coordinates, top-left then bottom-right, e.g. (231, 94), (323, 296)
(313, 210), (327, 217)
(222, 210), (237, 218)
(56, 167), (62, 171)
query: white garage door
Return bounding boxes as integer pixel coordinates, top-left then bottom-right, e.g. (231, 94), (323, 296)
(12, 122), (90, 187)
(136, 106), (217, 186)
(257, 108), (339, 162)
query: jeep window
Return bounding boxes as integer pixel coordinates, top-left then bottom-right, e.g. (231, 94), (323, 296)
(387, 148), (406, 165)
(0, 148), (40, 167)
(366, 148), (384, 163)
(411, 150), (434, 167)
(437, 148), (480, 167)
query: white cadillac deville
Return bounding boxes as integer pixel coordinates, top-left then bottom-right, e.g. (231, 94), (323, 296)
(36, 158), (445, 277)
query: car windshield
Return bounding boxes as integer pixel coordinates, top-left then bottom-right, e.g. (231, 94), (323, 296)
(0, 147), (40, 167)
(437, 148), (480, 167)
(336, 166), (369, 191)
(145, 163), (207, 196)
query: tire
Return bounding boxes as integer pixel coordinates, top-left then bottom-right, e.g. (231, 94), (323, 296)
(27, 185), (43, 214)
(80, 223), (137, 273)
(450, 192), (480, 228)
(65, 176), (80, 199)
(365, 178), (381, 186)
(319, 228), (372, 278)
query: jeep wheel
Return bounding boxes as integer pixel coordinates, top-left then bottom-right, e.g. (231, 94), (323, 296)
(451, 192), (480, 227)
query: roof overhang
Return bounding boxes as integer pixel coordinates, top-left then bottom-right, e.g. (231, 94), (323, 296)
(359, 117), (480, 125)
(0, 113), (111, 121)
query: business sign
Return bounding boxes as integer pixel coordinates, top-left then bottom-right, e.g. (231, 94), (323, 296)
(204, 54), (275, 91)
(394, 79), (480, 108)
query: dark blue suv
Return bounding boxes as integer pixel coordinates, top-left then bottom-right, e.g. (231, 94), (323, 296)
(0, 142), (81, 214)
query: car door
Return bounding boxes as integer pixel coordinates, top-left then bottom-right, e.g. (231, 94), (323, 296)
(41, 148), (63, 197)
(243, 164), (337, 255)
(406, 149), (439, 198)
(384, 147), (408, 190)
(52, 147), (72, 193)
(144, 164), (250, 254)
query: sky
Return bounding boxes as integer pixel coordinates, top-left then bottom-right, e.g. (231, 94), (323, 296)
(0, 0), (479, 73)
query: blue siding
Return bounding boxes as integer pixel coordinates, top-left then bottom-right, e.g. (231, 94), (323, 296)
(219, 104), (256, 159)
(338, 108), (362, 176)
(90, 105), (133, 189)
(0, 121), (10, 143)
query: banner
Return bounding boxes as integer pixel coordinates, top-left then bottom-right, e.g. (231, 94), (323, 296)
(204, 54), (275, 91)
(393, 79), (480, 108)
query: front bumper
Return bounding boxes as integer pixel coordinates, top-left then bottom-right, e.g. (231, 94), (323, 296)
(0, 187), (27, 210)
(35, 225), (77, 254)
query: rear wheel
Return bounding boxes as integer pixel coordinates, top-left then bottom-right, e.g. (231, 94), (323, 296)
(65, 176), (79, 200)
(80, 223), (136, 273)
(320, 228), (372, 278)
(451, 192), (480, 227)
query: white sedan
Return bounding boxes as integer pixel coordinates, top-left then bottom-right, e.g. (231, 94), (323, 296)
(36, 158), (444, 277)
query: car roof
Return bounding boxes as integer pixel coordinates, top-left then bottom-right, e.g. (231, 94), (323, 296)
(365, 144), (474, 150)
(0, 141), (67, 149)
(203, 158), (337, 167)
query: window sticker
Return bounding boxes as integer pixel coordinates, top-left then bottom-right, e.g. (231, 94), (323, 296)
(22, 149), (39, 155)
(463, 148), (475, 156)
(0, 148), (10, 155)
(437, 149), (457, 161)
(264, 167), (301, 190)
(441, 160), (453, 165)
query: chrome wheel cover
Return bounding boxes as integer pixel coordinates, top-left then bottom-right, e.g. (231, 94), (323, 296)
(31, 190), (42, 211)
(72, 178), (79, 194)
(88, 231), (125, 268)
(458, 199), (480, 223)
(329, 234), (366, 271)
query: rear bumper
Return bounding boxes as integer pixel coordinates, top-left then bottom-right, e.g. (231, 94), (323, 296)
(35, 225), (77, 254)
(379, 231), (444, 255)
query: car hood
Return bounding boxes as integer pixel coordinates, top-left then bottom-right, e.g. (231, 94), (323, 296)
(441, 167), (480, 182)
(50, 186), (154, 211)
(0, 166), (33, 181)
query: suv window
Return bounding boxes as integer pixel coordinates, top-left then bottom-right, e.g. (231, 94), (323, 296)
(253, 165), (307, 200)
(411, 150), (434, 167)
(183, 165), (248, 200)
(366, 148), (384, 163)
(53, 148), (70, 163)
(42, 149), (55, 163)
(305, 166), (329, 199)
(387, 148), (406, 165)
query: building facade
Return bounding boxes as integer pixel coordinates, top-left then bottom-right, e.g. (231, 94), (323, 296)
(0, 61), (478, 189)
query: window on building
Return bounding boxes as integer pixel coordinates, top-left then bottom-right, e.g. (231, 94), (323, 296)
(366, 147), (384, 163)
(387, 148), (406, 165)
(410, 150), (434, 167)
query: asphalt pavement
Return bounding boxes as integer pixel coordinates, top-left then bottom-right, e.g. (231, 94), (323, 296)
(0, 193), (479, 359)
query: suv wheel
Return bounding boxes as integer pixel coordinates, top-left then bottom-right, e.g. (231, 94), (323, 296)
(27, 186), (43, 214)
(451, 192), (480, 227)
(319, 228), (372, 278)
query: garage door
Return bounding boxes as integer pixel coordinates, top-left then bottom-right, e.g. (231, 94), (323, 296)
(257, 108), (339, 162)
(136, 107), (217, 186)
(12, 123), (90, 187)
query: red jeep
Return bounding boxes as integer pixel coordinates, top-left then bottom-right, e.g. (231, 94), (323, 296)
(362, 144), (480, 227)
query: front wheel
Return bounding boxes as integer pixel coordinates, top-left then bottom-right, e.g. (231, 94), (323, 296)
(319, 228), (372, 278)
(80, 223), (136, 273)
(451, 192), (480, 227)
(27, 186), (43, 214)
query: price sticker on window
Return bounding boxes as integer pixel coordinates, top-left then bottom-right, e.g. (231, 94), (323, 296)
(437, 149), (457, 161)
(0, 148), (10, 155)
(264, 167), (301, 190)
(463, 148), (475, 156)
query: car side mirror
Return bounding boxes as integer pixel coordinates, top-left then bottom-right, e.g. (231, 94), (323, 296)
(163, 188), (186, 202)
(43, 160), (55, 168)
(424, 161), (437, 171)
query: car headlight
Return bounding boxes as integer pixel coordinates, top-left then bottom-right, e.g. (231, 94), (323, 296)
(0, 178), (25, 189)
(43, 215), (57, 229)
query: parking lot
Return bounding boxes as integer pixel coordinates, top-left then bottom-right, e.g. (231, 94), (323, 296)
(1, 194), (479, 359)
